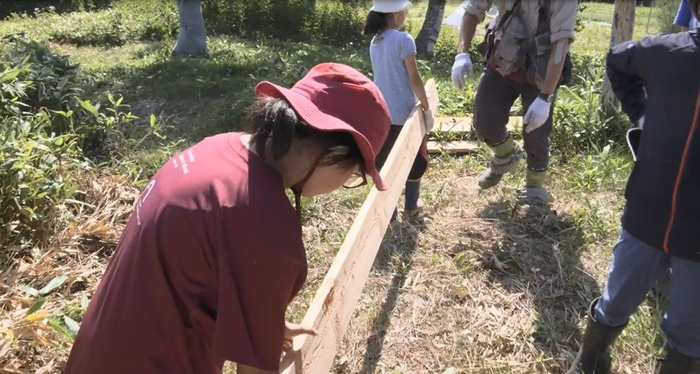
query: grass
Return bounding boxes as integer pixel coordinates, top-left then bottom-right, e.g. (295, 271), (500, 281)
(0, 1), (672, 373)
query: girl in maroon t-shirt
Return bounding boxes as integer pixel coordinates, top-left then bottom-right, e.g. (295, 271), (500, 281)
(64, 63), (391, 374)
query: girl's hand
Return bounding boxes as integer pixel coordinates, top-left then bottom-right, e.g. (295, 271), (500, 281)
(282, 321), (317, 351)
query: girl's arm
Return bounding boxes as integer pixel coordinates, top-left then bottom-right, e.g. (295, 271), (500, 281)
(404, 53), (430, 111)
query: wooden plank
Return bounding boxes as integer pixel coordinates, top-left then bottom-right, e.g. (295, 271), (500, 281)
(433, 116), (472, 133)
(427, 140), (479, 154)
(431, 116), (522, 133)
(279, 79), (439, 374)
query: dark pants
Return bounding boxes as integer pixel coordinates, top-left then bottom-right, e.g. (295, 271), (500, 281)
(375, 125), (429, 213)
(473, 67), (555, 171)
(595, 228), (700, 358)
(374, 125), (429, 180)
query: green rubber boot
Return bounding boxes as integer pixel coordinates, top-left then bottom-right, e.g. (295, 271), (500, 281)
(478, 134), (522, 190)
(518, 168), (551, 205)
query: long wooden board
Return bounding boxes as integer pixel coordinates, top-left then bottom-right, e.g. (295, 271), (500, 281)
(431, 116), (522, 133)
(427, 140), (480, 154)
(279, 79), (439, 374)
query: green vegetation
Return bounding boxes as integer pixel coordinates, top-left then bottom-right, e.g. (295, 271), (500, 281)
(0, 1), (671, 373)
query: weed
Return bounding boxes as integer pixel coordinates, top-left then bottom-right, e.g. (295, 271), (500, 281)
(0, 2), (670, 374)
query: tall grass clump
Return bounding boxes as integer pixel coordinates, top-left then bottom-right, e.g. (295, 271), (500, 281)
(0, 35), (163, 257)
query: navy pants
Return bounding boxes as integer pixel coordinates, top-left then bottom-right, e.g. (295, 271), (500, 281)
(594, 228), (700, 358)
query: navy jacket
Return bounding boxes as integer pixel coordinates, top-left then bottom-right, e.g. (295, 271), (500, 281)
(606, 30), (700, 263)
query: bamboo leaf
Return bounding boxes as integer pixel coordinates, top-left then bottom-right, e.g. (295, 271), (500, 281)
(63, 315), (80, 336)
(77, 98), (99, 117)
(80, 293), (89, 311)
(38, 275), (68, 295)
(26, 297), (47, 316)
(47, 317), (73, 341)
(19, 285), (39, 297)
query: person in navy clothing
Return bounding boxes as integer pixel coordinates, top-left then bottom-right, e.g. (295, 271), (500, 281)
(567, 1), (700, 373)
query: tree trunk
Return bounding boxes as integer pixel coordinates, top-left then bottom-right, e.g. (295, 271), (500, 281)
(415, 0), (447, 58)
(173, 0), (208, 57)
(602, 0), (636, 108)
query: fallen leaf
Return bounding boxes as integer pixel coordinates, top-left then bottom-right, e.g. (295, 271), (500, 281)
(449, 284), (468, 299)
(26, 297), (47, 316)
(18, 285), (39, 297)
(26, 310), (49, 322)
(38, 275), (68, 296)
(63, 316), (80, 336)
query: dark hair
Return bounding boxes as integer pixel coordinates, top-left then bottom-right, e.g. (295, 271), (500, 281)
(363, 11), (389, 36)
(246, 96), (365, 171)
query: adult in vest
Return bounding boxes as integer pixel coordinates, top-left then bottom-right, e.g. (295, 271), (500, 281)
(63, 63), (391, 374)
(451, 0), (577, 204)
(567, 1), (700, 373)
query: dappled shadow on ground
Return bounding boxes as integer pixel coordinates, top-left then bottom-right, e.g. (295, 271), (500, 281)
(349, 220), (423, 374)
(474, 200), (600, 373)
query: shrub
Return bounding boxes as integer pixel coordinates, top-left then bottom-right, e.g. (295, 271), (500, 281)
(655, 0), (682, 33)
(202, 0), (309, 40)
(2, 34), (82, 112)
(0, 0), (115, 20)
(551, 63), (630, 156)
(305, 1), (366, 46)
(0, 35), (165, 255)
(0, 36), (167, 260)
(0, 57), (85, 253)
(0, 111), (84, 253)
(4, 32), (165, 157)
(200, 0), (366, 46)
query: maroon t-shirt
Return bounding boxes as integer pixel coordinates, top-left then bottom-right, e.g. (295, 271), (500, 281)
(64, 133), (308, 373)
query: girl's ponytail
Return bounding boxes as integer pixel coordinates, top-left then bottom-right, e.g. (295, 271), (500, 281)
(363, 11), (389, 35)
(248, 97), (299, 161)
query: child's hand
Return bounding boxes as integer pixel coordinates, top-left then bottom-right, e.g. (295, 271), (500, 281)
(422, 109), (434, 133)
(282, 321), (317, 351)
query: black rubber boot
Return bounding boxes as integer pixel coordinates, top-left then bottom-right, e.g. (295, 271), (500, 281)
(567, 298), (626, 374)
(656, 344), (700, 374)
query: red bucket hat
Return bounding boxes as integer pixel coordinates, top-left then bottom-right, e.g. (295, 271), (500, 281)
(254, 62), (391, 190)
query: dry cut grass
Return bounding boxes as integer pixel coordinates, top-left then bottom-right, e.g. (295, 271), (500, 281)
(311, 155), (664, 374)
(0, 152), (668, 374)
(0, 172), (140, 373)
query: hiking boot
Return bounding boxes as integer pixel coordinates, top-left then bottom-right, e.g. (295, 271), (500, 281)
(656, 344), (700, 374)
(567, 298), (626, 374)
(405, 205), (430, 226)
(517, 187), (551, 205)
(478, 144), (522, 189)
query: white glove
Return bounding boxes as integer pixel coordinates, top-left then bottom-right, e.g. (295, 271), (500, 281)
(422, 109), (434, 132)
(451, 53), (473, 90)
(524, 97), (551, 133)
(636, 115), (645, 129)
